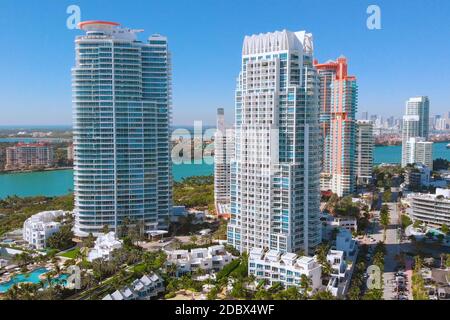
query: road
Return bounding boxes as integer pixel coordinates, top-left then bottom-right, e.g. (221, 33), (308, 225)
(382, 202), (403, 300)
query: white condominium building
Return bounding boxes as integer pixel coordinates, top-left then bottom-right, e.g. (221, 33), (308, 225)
(248, 248), (322, 291)
(401, 96), (430, 168)
(227, 30), (322, 254)
(355, 120), (374, 185)
(214, 108), (235, 216)
(405, 96), (430, 139)
(165, 245), (234, 276)
(103, 273), (164, 300)
(23, 210), (65, 249)
(87, 232), (123, 262)
(404, 137), (433, 169)
(72, 21), (172, 237)
(410, 188), (450, 227)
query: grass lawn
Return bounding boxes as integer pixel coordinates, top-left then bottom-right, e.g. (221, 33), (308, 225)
(59, 247), (80, 259)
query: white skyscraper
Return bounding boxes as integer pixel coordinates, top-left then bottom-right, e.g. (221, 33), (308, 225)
(401, 96), (431, 168)
(405, 96), (430, 138)
(355, 120), (374, 185)
(214, 108), (235, 218)
(73, 21), (172, 236)
(227, 30), (321, 254)
(404, 137), (433, 169)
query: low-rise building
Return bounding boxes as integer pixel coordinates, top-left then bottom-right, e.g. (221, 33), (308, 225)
(321, 213), (357, 240)
(335, 228), (357, 257)
(165, 245), (233, 276)
(102, 273), (164, 300)
(171, 206), (188, 223)
(87, 232), (123, 262)
(404, 163), (431, 191)
(22, 210), (65, 249)
(326, 229), (358, 298)
(248, 248), (322, 292)
(409, 188), (450, 227)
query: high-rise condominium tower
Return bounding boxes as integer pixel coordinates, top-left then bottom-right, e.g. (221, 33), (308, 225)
(355, 120), (374, 185)
(405, 96), (430, 139)
(227, 30), (322, 254)
(401, 96), (430, 167)
(404, 137), (433, 169)
(73, 21), (172, 237)
(315, 57), (358, 197)
(214, 108), (235, 217)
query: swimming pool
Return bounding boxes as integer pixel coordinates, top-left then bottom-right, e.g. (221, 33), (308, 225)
(0, 267), (68, 293)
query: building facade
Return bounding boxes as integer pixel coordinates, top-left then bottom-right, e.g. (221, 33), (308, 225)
(401, 96), (430, 167)
(165, 245), (234, 276)
(355, 120), (374, 185)
(315, 57), (358, 197)
(72, 21), (172, 236)
(248, 248), (322, 291)
(103, 273), (164, 300)
(214, 108), (235, 218)
(227, 30), (322, 254)
(5, 143), (54, 171)
(404, 137), (433, 169)
(405, 96), (429, 138)
(409, 188), (450, 227)
(23, 210), (65, 249)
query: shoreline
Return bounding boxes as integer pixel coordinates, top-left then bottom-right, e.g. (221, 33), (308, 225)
(0, 167), (73, 176)
(375, 140), (450, 147)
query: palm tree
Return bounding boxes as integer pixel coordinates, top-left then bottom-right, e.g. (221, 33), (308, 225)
(312, 289), (335, 300)
(299, 274), (312, 298)
(190, 235), (198, 246)
(166, 263), (178, 277)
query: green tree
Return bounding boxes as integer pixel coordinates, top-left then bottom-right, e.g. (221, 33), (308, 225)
(47, 224), (75, 250)
(311, 290), (335, 300)
(441, 224), (449, 235)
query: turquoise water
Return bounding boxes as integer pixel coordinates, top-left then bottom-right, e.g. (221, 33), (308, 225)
(374, 141), (449, 164)
(0, 143), (448, 199)
(0, 161), (214, 199)
(0, 267), (68, 293)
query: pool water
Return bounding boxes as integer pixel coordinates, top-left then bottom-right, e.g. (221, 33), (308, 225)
(0, 267), (68, 293)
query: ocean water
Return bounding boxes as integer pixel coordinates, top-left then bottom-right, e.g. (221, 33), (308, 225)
(0, 143), (448, 199)
(0, 161), (215, 199)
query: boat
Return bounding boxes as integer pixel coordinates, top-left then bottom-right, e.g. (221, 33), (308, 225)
(447, 143), (450, 149)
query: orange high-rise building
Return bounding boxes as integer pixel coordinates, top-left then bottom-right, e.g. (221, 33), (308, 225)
(315, 57), (358, 197)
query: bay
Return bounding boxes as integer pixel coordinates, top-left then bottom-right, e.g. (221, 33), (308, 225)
(0, 142), (449, 199)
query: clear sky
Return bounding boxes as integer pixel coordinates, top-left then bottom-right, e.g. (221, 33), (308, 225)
(0, 0), (449, 126)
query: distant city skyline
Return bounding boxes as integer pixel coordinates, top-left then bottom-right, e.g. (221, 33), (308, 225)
(0, 0), (449, 126)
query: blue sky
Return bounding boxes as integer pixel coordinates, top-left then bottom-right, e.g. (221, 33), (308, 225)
(0, 0), (449, 126)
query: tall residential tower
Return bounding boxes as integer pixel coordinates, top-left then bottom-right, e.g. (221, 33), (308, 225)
(315, 57), (358, 197)
(401, 96), (430, 167)
(227, 30), (322, 254)
(214, 108), (235, 218)
(355, 120), (374, 185)
(72, 21), (172, 236)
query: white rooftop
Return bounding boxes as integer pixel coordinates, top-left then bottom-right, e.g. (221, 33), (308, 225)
(242, 29), (313, 56)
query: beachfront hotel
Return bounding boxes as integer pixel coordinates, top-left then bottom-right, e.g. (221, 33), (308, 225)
(72, 21), (172, 236)
(227, 30), (322, 254)
(315, 57), (358, 197)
